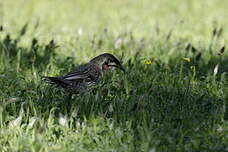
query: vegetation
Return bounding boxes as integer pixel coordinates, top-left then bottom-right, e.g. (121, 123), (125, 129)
(0, 0), (228, 151)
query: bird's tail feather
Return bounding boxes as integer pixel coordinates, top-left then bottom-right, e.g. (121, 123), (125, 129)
(42, 76), (71, 88)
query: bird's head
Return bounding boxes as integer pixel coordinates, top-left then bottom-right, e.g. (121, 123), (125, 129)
(90, 53), (125, 72)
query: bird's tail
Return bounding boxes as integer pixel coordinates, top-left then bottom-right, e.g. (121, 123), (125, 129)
(42, 76), (71, 88)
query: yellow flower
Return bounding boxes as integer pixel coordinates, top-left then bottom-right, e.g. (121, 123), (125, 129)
(144, 59), (152, 65)
(183, 57), (191, 62)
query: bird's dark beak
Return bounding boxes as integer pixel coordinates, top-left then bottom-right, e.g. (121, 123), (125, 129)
(118, 64), (125, 72)
(108, 63), (125, 72)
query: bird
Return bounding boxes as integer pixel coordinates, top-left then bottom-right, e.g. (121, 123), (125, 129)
(43, 53), (125, 93)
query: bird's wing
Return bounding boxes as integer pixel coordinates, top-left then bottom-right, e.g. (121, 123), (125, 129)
(62, 63), (100, 82)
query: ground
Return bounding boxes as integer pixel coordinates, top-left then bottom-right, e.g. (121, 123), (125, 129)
(0, 0), (228, 151)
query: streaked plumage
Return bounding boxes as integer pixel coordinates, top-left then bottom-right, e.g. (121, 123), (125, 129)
(44, 53), (124, 92)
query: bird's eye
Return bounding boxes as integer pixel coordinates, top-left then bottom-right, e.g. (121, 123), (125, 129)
(104, 61), (108, 65)
(106, 59), (111, 64)
(108, 58), (112, 63)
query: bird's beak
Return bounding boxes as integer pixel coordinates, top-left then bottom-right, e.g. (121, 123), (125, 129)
(118, 64), (125, 72)
(108, 63), (125, 72)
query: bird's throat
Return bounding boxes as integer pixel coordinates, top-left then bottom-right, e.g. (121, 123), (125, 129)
(102, 64), (109, 71)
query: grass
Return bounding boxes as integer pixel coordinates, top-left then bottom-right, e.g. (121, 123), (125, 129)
(0, 0), (228, 151)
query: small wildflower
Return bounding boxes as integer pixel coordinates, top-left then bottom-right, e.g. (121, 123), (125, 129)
(59, 114), (67, 126)
(115, 38), (123, 49)
(183, 57), (191, 62)
(145, 59), (152, 65)
(9, 116), (22, 127)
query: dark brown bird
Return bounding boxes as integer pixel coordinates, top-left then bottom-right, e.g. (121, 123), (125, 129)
(44, 53), (125, 92)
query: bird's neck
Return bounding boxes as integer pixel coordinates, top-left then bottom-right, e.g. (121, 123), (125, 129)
(91, 62), (104, 75)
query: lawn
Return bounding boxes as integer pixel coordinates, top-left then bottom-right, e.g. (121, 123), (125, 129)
(0, 0), (228, 151)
